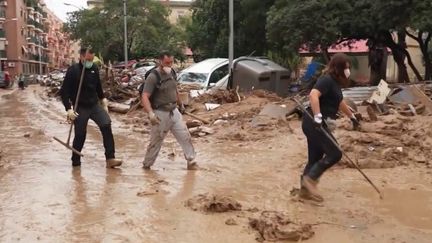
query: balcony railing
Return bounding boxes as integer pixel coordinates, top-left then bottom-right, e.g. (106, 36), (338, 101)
(26, 0), (38, 8)
(0, 8), (5, 19)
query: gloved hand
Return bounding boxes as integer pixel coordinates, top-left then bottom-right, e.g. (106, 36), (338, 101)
(313, 113), (323, 128)
(325, 118), (337, 132)
(67, 109), (78, 121)
(148, 111), (160, 125)
(350, 114), (360, 130)
(101, 98), (109, 113)
(178, 103), (186, 114)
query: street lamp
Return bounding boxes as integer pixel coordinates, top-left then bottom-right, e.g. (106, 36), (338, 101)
(229, 0), (233, 72)
(123, 0), (128, 70)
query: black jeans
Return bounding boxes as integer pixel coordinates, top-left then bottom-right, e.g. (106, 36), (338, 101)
(302, 114), (342, 180)
(72, 104), (115, 163)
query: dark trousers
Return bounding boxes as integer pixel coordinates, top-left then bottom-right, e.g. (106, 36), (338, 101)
(72, 104), (115, 163)
(302, 115), (342, 180)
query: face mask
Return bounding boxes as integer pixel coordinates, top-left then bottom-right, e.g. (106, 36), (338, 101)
(163, 67), (172, 74)
(84, 61), (93, 69)
(344, 68), (351, 78)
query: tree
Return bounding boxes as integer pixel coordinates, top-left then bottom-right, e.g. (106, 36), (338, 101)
(64, 0), (184, 62)
(266, 0), (425, 83)
(406, 0), (432, 80)
(267, 0), (350, 63)
(185, 0), (275, 61)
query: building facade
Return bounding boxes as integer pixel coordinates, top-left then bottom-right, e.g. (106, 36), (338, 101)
(87, 0), (193, 24)
(0, 0), (74, 77)
(87, 0), (103, 9)
(159, 0), (193, 24)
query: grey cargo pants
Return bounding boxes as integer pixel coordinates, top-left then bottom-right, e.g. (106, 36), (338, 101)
(143, 108), (196, 167)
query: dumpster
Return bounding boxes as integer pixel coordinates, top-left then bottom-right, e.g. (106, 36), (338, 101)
(231, 57), (291, 97)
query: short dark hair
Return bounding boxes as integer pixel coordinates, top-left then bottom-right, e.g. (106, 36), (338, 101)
(158, 50), (172, 60)
(80, 47), (94, 56)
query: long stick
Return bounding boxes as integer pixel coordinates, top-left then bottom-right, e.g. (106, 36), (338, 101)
(293, 98), (383, 199)
(54, 50), (89, 156)
(65, 64), (86, 145)
(184, 111), (211, 124)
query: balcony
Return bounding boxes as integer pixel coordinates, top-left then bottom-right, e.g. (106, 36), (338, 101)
(0, 50), (6, 58)
(27, 18), (36, 28)
(26, 0), (37, 9)
(0, 8), (5, 21)
(34, 21), (44, 32)
(27, 36), (38, 45)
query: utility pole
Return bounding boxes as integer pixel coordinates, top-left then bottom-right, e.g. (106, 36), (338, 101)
(123, 0), (128, 70)
(228, 0), (234, 71)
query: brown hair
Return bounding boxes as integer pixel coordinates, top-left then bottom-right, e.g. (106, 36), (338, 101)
(324, 53), (351, 87)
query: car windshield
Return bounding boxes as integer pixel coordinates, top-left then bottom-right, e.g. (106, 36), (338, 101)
(178, 72), (208, 83)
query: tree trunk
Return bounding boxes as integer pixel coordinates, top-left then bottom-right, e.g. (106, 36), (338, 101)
(423, 34), (431, 80)
(322, 48), (330, 63)
(393, 48), (410, 83)
(368, 40), (388, 85)
(404, 48), (424, 82)
(406, 31), (431, 81)
(398, 31), (423, 82)
(382, 31), (410, 83)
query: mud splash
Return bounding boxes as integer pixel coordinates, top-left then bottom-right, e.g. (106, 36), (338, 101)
(185, 193), (242, 213)
(249, 211), (314, 242)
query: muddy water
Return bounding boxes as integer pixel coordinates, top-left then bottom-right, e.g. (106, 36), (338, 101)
(1, 87), (432, 242)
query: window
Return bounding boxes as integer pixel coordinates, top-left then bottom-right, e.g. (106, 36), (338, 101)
(208, 64), (229, 85)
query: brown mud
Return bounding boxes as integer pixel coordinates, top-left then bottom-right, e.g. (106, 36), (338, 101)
(0, 86), (431, 242)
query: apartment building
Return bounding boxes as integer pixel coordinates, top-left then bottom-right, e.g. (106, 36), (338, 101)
(0, 0), (74, 77)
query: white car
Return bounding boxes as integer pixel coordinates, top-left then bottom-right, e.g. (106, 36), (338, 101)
(133, 61), (157, 77)
(177, 58), (229, 90)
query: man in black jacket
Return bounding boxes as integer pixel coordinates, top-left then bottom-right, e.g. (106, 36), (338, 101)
(60, 48), (122, 168)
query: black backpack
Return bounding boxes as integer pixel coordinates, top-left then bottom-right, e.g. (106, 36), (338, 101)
(138, 67), (177, 96)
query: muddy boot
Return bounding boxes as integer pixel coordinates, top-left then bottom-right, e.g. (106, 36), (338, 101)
(106, 158), (122, 168)
(302, 175), (323, 201)
(187, 160), (198, 170)
(299, 176), (324, 202)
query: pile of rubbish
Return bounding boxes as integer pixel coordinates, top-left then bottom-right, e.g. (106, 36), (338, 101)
(335, 80), (432, 169)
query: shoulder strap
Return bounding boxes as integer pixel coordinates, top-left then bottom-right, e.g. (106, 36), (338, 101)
(152, 69), (162, 86)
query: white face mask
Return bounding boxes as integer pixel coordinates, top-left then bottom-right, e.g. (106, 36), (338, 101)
(163, 67), (172, 74)
(344, 68), (351, 78)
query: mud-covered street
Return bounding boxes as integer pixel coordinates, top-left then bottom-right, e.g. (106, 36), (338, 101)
(1, 86), (432, 243)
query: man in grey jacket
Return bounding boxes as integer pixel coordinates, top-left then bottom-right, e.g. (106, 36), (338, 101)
(141, 51), (196, 170)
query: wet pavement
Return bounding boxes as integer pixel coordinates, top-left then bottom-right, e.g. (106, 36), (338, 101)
(1, 86), (432, 242)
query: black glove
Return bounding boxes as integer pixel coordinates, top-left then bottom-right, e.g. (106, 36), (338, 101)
(178, 103), (186, 114)
(351, 117), (360, 130)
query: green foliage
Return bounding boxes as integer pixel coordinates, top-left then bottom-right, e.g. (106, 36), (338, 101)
(266, 0), (427, 82)
(64, 0), (185, 62)
(185, 0), (275, 61)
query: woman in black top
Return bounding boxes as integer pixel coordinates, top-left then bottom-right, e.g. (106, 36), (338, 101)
(300, 53), (360, 202)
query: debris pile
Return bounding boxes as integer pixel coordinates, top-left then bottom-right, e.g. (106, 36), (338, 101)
(185, 193), (242, 213)
(249, 211), (314, 242)
(335, 80), (432, 169)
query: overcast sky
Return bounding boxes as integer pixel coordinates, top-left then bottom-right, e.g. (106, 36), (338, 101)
(45, 0), (88, 22)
